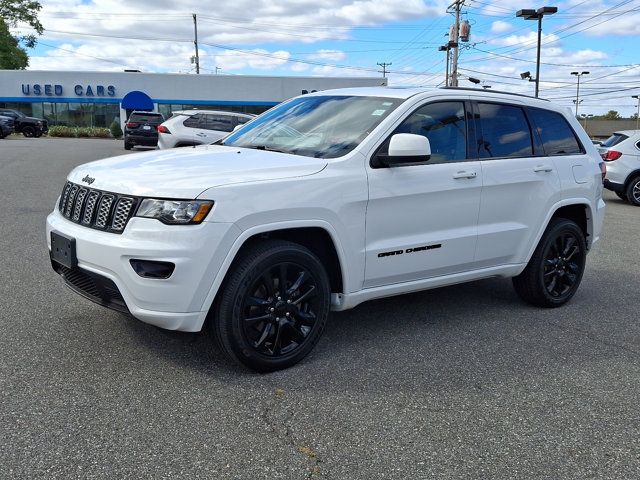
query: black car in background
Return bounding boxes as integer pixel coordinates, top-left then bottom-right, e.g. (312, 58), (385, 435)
(124, 111), (165, 150)
(0, 108), (48, 137)
(0, 115), (15, 139)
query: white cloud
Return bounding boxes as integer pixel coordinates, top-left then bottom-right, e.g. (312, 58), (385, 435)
(491, 21), (512, 34)
(214, 49), (290, 71)
(307, 50), (347, 62)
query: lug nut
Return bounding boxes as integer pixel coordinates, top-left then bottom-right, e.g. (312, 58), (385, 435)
(270, 307), (275, 312)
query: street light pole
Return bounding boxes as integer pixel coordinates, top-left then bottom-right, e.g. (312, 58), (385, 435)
(571, 71), (589, 117)
(633, 95), (640, 130)
(516, 6), (557, 98)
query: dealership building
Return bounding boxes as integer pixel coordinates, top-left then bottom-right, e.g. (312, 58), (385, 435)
(0, 70), (386, 129)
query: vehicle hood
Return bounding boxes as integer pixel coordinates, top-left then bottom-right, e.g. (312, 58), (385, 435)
(23, 116), (45, 123)
(67, 145), (328, 199)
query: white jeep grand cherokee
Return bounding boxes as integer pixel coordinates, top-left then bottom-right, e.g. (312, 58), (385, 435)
(47, 87), (606, 371)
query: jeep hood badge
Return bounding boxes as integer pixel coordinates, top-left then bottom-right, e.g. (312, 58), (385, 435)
(81, 175), (95, 185)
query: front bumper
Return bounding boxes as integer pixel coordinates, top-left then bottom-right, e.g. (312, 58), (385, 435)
(47, 208), (241, 332)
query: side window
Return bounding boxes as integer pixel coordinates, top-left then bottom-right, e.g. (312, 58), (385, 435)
(183, 114), (203, 128)
(477, 103), (533, 159)
(377, 101), (468, 164)
(527, 108), (583, 155)
(204, 115), (233, 132)
(237, 116), (251, 125)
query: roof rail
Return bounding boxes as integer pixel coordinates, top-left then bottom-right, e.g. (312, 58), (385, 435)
(439, 86), (549, 101)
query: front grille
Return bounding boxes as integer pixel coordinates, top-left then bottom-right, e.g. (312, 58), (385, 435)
(58, 181), (138, 234)
(52, 263), (129, 313)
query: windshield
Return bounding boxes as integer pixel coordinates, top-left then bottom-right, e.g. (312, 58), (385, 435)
(222, 95), (403, 159)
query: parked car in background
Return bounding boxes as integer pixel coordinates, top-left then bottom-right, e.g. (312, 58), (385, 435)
(0, 108), (48, 137)
(0, 114), (15, 138)
(600, 130), (640, 206)
(157, 110), (255, 149)
(124, 111), (165, 150)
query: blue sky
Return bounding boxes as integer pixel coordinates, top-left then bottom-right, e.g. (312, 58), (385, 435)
(15, 0), (640, 116)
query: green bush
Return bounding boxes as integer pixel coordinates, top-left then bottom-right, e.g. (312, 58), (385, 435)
(109, 119), (123, 139)
(47, 126), (112, 138)
(48, 126), (76, 137)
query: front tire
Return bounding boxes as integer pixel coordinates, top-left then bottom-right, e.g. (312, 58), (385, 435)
(22, 126), (35, 137)
(625, 176), (640, 206)
(124, 142), (132, 150)
(212, 240), (331, 372)
(513, 218), (586, 308)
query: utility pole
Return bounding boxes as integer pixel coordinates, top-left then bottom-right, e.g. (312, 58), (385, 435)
(448, 0), (464, 87)
(193, 13), (200, 74)
(571, 71), (589, 117)
(516, 7), (557, 98)
(633, 95), (640, 130)
(377, 62), (392, 78)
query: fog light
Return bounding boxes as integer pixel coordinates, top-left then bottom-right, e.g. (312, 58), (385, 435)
(130, 259), (175, 279)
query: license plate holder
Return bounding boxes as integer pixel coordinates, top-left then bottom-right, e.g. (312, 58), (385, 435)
(50, 231), (77, 269)
(143, 125), (151, 130)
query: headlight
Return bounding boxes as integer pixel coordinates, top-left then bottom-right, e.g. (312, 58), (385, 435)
(136, 199), (213, 225)
(36, 121), (43, 126)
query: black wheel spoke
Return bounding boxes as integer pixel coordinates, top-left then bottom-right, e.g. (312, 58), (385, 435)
(296, 309), (317, 326)
(270, 320), (284, 356)
(245, 314), (271, 325)
(261, 272), (276, 297)
(287, 271), (307, 295)
(254, 323), (273, 348)
(286, 321), (307, 343)
(293, 285), (316, 305)
(562, 237), (576, 256)
(278, 264), (288, 293)
(247, 296), (270, 307)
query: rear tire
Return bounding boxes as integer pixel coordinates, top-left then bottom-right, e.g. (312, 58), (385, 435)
(22, 126), (35, 137)
(211, 240), (331, 372)
(625, 176), (640, 206)
(512, 218), (586, 308)
(124, 142), (132, 150)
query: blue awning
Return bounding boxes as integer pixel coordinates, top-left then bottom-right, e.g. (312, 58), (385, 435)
(121, 90), (154, 110)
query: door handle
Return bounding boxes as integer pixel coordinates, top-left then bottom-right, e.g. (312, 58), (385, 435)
(195, 133), (207, 137)
(533, 165), (553, 173)
(452, 171), (477, 179)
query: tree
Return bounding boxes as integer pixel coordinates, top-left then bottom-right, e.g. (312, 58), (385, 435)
(0, 0), (43, 69)
(0, 19), (28, 69)
(602, 110), (621, 120)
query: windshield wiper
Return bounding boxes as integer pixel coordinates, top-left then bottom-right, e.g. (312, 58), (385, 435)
(244, 145), (290, 154)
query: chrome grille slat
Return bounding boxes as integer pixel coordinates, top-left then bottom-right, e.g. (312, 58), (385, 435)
(57, 182), (136, 234)
(72, 188), (88, 221)
(111, 198), (134, 231)
(95, 195), (115, 228)
(64, 185), (79, 217)
(82, 191), (100, 225)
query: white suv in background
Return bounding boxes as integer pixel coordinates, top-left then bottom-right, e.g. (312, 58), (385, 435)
(601, 130), (640, 206)
(157, 110), (255, 149)
(47, 87), (606, 372)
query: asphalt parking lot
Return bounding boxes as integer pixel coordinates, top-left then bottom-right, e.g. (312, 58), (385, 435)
(1, 136), (639, 479)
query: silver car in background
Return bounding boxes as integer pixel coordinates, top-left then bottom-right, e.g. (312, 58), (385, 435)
(157, 110), (255, 149)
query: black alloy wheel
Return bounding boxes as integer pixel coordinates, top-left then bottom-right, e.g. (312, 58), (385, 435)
(34, 131), (43, 138)
(626, 176), (640, 206)
(540, 231), (584, 300)
(513, 218), (586, 308)
(241, 262), (320, 358)
(22, 126), (35, 137)
(213, 240), (331, 372)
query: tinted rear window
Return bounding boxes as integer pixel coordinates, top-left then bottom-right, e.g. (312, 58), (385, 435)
(129, 113), (164, 124)
(527, 108), (583, 155)
(477, 103), (533, 158)
(601, 133), (629, 148)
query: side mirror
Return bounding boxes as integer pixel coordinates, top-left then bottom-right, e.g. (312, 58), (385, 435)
(233, 124), (243, 132)
(376, 133), (431, 167)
